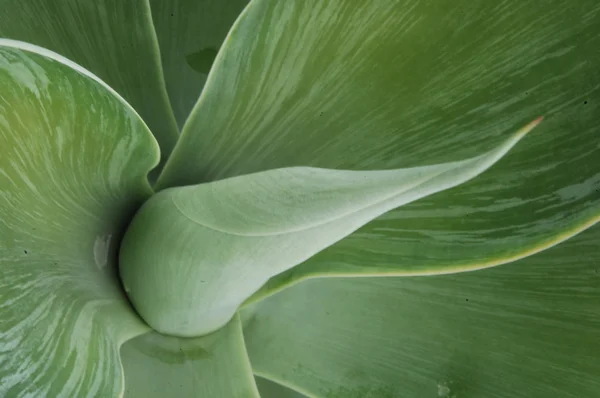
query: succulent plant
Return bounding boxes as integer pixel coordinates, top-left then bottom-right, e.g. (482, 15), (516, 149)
(1, 1), (599, 397)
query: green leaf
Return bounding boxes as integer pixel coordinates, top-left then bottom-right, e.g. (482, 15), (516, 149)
(255, 377), (308, 398)
(242, 223), (600, 398)
(157, 1), (600, 288)
(148, 0), (250, 128)
(0, 0), (179, 169)
(0, 40), (158, 396)
(120, 314), (259, 398)
(120, 124), (535, 337)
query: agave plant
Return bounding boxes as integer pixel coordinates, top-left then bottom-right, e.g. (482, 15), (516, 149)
(1, 1), (599, 397)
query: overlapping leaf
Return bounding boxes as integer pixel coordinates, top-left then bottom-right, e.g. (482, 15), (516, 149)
(149, 0), (249, 127)
(0, 0), (178, 168)
(120, 122), (537, 337)
(120, 315), (259, 398)
(0, 41), (158, 396)
(157, 0), (600, 294)
(1, 1), (598, 396)
(243, 223), (600, 398)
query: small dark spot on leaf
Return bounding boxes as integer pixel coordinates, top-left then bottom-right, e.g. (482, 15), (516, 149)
(23, 250), (28, 254)
(171, 13), (174, 17)
(584, 100), (588, 104)
(465, 298), (469, 302)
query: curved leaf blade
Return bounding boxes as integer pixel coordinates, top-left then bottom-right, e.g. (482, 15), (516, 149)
(242, 224), (600, 398)
(149, 0), (250, 127)
(158, 1), (600, 288)
(120, 315), (259, 398)
(120, 124), (534, 337)
(0, 0), (179, 169)
(0, 41), (158, 396)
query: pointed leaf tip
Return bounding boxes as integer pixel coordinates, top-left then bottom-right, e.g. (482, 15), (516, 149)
(519, 116), (544, 136)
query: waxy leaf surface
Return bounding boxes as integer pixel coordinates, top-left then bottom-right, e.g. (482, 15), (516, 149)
(158, 0), (600, 294)
(0, 0), (178, 168)
(243, 223), (600, 398)
(121, 124), (535, 337)
(149, 0), (249, 127)
(0, 41), (158, 397)
(120, 315), (259, 398)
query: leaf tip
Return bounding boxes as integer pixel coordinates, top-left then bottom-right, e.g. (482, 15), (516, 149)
(520, 116), (544, 136)
(510, 116), (544, 142)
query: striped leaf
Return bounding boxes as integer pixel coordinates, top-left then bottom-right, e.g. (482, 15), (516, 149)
(0, 41), (158, 396)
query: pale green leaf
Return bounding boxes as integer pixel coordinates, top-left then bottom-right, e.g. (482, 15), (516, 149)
(120, 314), (259, 398)
(0, 0), (179, 169)
(243, 223), (600, 398)
(149, 0), (249, 128)
(255, 377), (309, 398)
(120, 123), (536, 337)
(157, 1), (600, 288)
(0, 41), (158, 396)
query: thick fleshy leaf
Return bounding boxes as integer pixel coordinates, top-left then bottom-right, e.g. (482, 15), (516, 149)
(121, 124), (535, 337)
(255, 377), (308, 398)
(149, 0), (249, 128)
(0, 41), (158, 396)
(0, 0), (179, 168)
(242, 223), (600, 398)
(158, 1), (600, 286)
(120, 314), (259, 398)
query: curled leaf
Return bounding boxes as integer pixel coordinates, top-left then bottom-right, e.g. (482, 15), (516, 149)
(120, 120), (539, 337)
